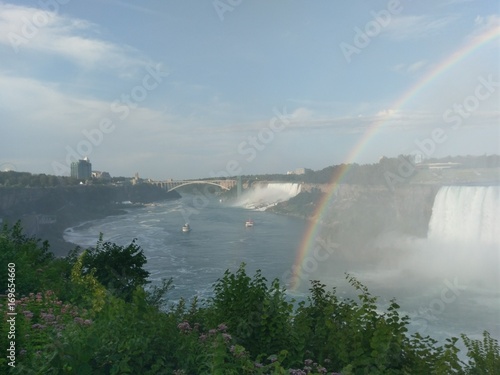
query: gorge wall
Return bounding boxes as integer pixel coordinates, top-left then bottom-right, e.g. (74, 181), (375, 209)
(0, 184), (180, 255)
(269, 183), (442, 252)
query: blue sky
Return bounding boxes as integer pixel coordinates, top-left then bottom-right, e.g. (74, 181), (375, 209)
(0, 0), (498, 179)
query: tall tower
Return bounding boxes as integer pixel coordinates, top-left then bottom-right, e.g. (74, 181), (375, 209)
(70, 158), (92, 180)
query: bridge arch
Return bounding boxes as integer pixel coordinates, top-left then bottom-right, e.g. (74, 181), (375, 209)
(166, 181), (232, 192)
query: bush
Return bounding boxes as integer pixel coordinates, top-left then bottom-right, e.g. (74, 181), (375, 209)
(1, 225), (499, 374)
(207, 263), (295, 363)
(80, 236), (149, 302)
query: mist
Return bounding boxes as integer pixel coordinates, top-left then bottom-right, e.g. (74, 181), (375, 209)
(232, 182), (301, 210)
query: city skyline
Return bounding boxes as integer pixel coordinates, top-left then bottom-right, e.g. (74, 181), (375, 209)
(0, 0), (499, 180)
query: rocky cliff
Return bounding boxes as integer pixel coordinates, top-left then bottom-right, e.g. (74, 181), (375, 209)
(269, 183), (441, 258)
(0, 184), (180, 256)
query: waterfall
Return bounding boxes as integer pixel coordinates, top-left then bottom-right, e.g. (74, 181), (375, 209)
(427, 186), (500, 246)
(234, 182), (301, 210)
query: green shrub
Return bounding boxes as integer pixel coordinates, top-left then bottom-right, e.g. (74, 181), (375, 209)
(1, 226), (499, 374)
(80, 236), (149, 302)
(462, 331), (500, 374)
(207, 263), (295, 363)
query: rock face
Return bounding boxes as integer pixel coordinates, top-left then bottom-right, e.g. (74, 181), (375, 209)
(270, 183), (441, 250)
(325, 184), (440, 238)
(0, 184), (180, 256)
(0, 184), (179, 216)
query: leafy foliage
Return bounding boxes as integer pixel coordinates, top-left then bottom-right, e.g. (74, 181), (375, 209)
(0, 171), (79, 188)
(208, 264), (295, 362)
(1, 224), (499, 374)
(80, 235), (150, 302)
(462, 331), (500, 374)
(0, 221), (76, 299)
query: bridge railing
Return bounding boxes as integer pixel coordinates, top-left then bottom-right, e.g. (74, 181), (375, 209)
(149, 179), (237, 192)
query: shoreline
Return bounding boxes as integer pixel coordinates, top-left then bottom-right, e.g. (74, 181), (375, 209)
(37, 206), (131, 257)
(0, 184), (181, 257)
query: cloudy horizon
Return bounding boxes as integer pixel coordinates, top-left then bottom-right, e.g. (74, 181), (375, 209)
(1, 0), (498, 180)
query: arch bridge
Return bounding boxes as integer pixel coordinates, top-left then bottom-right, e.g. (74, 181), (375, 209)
(151, 179), (237, 192)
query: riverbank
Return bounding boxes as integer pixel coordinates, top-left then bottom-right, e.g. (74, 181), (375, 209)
(38, 204), (131, 257)
(0, 184), (181, 257)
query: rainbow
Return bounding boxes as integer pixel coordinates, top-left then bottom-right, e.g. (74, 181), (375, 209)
(290, 24), (500, 290)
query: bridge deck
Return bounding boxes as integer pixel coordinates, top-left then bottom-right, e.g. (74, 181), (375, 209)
(150, 179), (237, 191)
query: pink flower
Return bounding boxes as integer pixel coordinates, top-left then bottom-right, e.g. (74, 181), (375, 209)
(217, 323), (228, 332)
(177, 321), (192, 333)
(41, 313), (56, 321)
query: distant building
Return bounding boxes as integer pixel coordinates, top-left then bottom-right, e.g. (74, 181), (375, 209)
(131, 172), (143, 185)
(287, 168), (311, 175)
(71, 157), (92, 180)
(92, 171), (111, 180)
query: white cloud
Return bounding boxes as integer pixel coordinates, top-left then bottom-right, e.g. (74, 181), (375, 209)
(470, 14), (500, 39)
(103, 0), (158, 16)
(407, 60), (428, 73)
(0, 3), (152, 73)
(383, 15), (457, 40)
(393, 60), (429, 74)
(440, 0), (476, 6)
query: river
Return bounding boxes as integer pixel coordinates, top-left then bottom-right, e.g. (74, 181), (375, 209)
(63, 187), (499, 352)
(64, 193), (307, 302)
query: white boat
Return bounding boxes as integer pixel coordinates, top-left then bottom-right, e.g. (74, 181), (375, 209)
(245, 219), (254, 227)
(182, 223), (191, 232)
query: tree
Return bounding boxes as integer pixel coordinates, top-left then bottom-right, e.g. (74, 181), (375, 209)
(80, 236), (150, 301)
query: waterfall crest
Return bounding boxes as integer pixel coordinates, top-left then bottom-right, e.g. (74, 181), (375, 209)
(427, 186), (500, 246)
